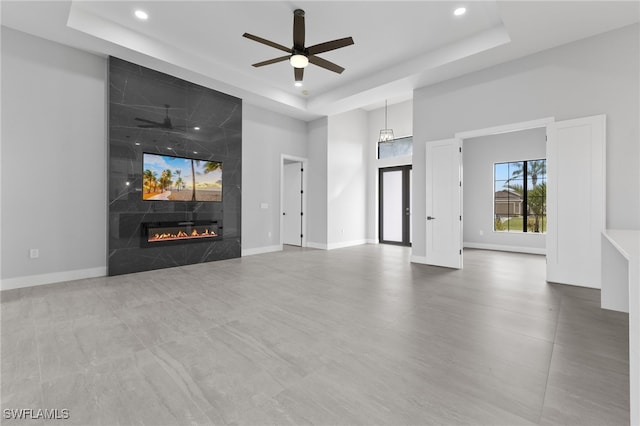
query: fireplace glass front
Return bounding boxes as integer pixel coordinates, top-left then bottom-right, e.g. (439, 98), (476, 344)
(141, 220), (221, 247)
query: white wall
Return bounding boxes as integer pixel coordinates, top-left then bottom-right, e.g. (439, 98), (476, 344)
(306, 117), (328, 247)
(1, 28), (108, 289)
(241, 103), (307, 255)
(327, 109), (368, 248)
(413, 24), (640, 259)
(366, 100), (413, 243)
(463, 127), (546, 253)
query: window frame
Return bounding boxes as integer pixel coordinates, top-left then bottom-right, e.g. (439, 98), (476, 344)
(377, 135), (413, 160)
(493, 158), (547, 234)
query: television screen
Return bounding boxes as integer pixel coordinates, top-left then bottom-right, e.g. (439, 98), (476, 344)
(142, 153), (222, 202)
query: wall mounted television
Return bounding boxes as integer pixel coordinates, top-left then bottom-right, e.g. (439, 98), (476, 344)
(142, 152), (222, 202)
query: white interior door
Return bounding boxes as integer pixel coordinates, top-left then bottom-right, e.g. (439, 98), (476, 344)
(547, 115), (605, 287)
(425, 138), (462, 268)
(283, 162), (302, 246)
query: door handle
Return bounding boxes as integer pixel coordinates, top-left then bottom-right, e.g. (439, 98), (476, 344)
(427, 216), (436, 220)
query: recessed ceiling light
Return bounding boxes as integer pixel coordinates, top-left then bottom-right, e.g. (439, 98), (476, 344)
(193, 151), (198, 154)
(134, 10), (148, 20)
(167, 147), (172, 150)
(294, 81), (303, 87)
(134, 142), (141, 146)
(193, 126), (200, 130)
(454, 7), (466, 16)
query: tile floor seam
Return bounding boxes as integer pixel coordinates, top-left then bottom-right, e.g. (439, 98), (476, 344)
(92, 286), (150, 354)
(537, 289), (564, 424)
(137, 346), (216, 425)
(31, 311), (46, 420)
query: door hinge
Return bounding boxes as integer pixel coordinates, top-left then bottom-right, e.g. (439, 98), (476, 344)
(300, 234), (304, 238)
(301, 168), (304, 172)
(459, 147), (462, 153)
(300, 212), (303, 216)
(460, 215), (462, 221)
(459, 249), (462, 255)
(300, 190), (304, 194)
(459, 181), (462, 187)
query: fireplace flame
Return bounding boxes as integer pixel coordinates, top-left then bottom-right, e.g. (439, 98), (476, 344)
(149, 227), (218, 242)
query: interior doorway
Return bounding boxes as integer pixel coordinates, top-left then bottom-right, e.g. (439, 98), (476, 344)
(379, 165), (412, 246)
(280, 155), (307, 248)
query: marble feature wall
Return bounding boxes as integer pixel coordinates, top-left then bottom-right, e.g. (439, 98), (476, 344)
(108, 57), (242, 276)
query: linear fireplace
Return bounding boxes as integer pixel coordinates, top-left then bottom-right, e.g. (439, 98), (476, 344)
(141, 220), (222, 247)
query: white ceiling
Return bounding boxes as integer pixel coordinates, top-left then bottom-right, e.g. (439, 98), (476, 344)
(2, 1), (638, 121)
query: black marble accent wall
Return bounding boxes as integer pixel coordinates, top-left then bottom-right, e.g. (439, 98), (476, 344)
(108, 57), (242, 276)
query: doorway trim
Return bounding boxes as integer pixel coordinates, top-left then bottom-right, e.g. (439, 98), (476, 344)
(455, 117), (555, 140)
(453, 117), (554, 262)
(280, 154), (308, 249)
(379, 165), (413, 246)
(414, 117), (555, 266)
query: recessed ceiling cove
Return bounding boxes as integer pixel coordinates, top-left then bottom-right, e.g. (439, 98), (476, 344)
(2, 1), (637, 120)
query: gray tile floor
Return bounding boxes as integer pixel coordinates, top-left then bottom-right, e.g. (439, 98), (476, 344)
(1, 246), (629, 425)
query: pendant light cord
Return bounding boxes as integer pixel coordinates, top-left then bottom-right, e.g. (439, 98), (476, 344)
(385, 100), (388, 129)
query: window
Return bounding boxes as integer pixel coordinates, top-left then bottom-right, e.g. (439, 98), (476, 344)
(494, 159), (546, 233)
(378, 136), (413, 159)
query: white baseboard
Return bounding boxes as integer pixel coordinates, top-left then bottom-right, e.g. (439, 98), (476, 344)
(306, 240), (368, 250)
(366, 239), (379, 245)
(306, 242), (328, 250)
(463, 242), (546, 255)
(241, 245), (282, 257)
(327, 239), (367, 250)
(410, 255), (428, 264)
(1, 266), (107, 291)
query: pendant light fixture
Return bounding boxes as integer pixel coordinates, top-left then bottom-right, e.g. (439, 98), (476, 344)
(378, 100), (395, 143)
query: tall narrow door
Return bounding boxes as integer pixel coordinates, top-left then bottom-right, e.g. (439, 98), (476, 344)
(379, 166), (412, 246)
(546, 115), (605, 287)
(283, 162), (302, 246)
(425, 138), (462, 269)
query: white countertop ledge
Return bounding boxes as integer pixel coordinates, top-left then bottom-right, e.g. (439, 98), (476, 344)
(603, 229), (640, 260)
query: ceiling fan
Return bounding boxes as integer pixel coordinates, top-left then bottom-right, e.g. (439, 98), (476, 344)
(135, 104), (181, 131)
(243, 9), (354, 84)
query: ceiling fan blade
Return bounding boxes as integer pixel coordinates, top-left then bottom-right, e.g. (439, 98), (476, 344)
(307, 37), (354, 55)
(252, 55), (291, 67)
(243, 33), (291, 54)
(293, 9), (305, 50)
(294, 67), (304, 82)
(135, 117), (163, 125)
(308, 55), (345, 74)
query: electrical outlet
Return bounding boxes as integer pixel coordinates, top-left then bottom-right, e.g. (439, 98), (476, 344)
(29, 248), (39, 259)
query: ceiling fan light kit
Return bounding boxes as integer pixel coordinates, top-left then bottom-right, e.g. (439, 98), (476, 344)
(289, 54), (309, 68)
(243, 9), (354, 84)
